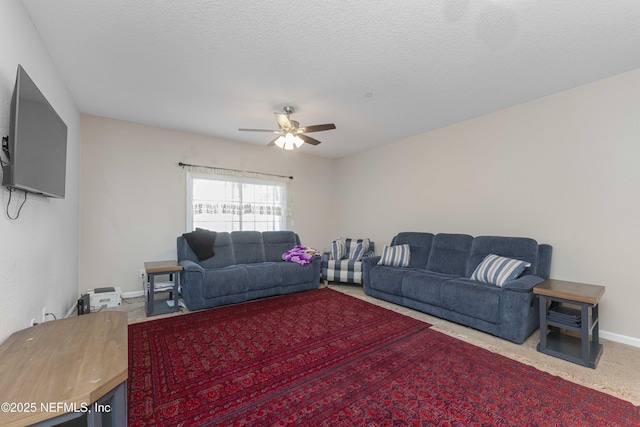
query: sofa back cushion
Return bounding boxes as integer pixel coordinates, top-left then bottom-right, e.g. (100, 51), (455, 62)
(465, 236), (539, 278)
(231, 231), (266, 264)
(391, 232), (434, 268)
(426, 233), (474, 276)
(177, 232), (237, 268)
(262, 231), (300, 262)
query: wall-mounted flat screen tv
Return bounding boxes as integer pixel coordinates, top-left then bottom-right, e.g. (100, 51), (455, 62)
(2, 65), (67, 198)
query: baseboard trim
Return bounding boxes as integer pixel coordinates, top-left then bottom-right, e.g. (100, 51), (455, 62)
(65, 304), (76, 319)
(123, 290), (145, 299)
(600, 330), (640, 348)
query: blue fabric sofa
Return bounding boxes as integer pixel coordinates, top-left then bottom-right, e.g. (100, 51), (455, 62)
(177, 230), (321, 310)
(362, 232), (552, 343)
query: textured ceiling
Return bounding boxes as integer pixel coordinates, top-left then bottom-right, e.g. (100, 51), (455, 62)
(20, 0), (640, 158)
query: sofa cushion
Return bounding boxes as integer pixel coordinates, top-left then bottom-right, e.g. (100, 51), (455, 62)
(466, 236), (539, 278)
(326, 259), (364, 283)
(244, 263), (283, 290)
(331, 238), (346, 260)
(183, 232), (236, 269)
(391, 232), (434, 268)
(426, 233), (473, 276)
(231, 231), (266, 264)
(378, 244), (411, 267)
(441, 278), (501, 324)
(262, 231), (298, 262)
(402, 270), (457, 306)
(368, 265), (410, 296)
(470, 254), (531, 287)
(182, 228), (216, 261)
(278, 262), (316, 286)
(203, 266), (249, 299)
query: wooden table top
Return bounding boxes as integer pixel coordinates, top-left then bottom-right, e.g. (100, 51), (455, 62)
(144, 260), (183, 274)
(533, 279), (605, 305)
(0, 312), (128, 427)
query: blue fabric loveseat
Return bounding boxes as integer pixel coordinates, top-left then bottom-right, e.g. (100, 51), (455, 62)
(363, 232), (552, 343)
(177, 230), (320, 310)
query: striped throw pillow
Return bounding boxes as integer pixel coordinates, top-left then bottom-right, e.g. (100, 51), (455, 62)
(377, 244), (410, 267)
(331, 238), (347, 260)
(351, 239), (370, 261)
(470, 254), (531, 287)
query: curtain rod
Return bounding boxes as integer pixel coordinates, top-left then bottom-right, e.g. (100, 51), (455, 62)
(178, 162), (293, 180)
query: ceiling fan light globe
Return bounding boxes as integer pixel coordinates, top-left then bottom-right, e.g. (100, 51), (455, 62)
(275, 136), (285, 148)
(283, 132), (297, 150)
(294, 136), (304, 148)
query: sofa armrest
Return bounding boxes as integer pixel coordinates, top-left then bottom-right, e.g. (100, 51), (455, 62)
(363, 256), (381, 266)
(502, 275), (545, 292)
(180, 260), (205, 274)
(362, 256), (381, 292)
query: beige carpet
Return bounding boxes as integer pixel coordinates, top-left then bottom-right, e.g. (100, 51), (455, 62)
(100, 285), (640, 406)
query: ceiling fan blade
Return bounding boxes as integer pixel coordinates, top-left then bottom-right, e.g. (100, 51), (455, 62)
(298, 134), (322, 146)
(275, 112), (292, 130)
(239, 128), (280, 133)
(300, 123), (336, 133)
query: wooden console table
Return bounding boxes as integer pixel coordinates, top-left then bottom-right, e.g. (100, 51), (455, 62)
(0, 312), (128, 426)
(534, 279), (605, 368)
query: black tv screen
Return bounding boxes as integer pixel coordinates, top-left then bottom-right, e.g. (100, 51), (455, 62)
(2, 65), (67, 198)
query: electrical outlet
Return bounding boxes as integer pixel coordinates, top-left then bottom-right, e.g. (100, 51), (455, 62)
(31, 318), (37, 326)
(42, 307), (47, 323)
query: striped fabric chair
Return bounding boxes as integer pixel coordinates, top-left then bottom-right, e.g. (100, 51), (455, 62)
(321, 238), (375, 285)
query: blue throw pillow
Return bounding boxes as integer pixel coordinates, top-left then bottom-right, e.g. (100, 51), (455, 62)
(331, 238), (346, 260)
(471, 254), (531, 287)
(350, 239), (370, 261)
(377, 244), (410, 267)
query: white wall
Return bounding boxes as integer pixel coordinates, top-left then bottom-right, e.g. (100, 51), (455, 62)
(80, 69), (640, 343)
(79, 115), (336, 295)
(336, 67), (640, 342)
(0, 0), (80, 343)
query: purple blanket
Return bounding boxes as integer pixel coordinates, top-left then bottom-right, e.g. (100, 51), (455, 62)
(282, 245), (320, 266)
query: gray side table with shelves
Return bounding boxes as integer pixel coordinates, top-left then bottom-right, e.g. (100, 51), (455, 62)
(144, 260), (183, 317)
(534, 279), (605, 368)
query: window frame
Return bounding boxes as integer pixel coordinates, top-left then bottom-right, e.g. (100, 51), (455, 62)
(186, 171), (291, 232)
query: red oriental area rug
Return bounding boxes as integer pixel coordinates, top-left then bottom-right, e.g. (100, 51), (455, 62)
(128, 288), (639, 426)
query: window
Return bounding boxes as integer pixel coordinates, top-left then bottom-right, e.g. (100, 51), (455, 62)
(186, 170), (291, 232)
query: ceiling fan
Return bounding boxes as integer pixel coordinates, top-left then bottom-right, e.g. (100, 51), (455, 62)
(239, 106), (336, 150)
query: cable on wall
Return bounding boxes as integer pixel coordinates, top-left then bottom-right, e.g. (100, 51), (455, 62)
(6, 188), (28, 220)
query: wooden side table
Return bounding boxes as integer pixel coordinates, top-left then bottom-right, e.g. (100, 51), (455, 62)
(534, 279), (605, 368)
(145, 260), (183, 317)
(0, 312), (128, 427)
